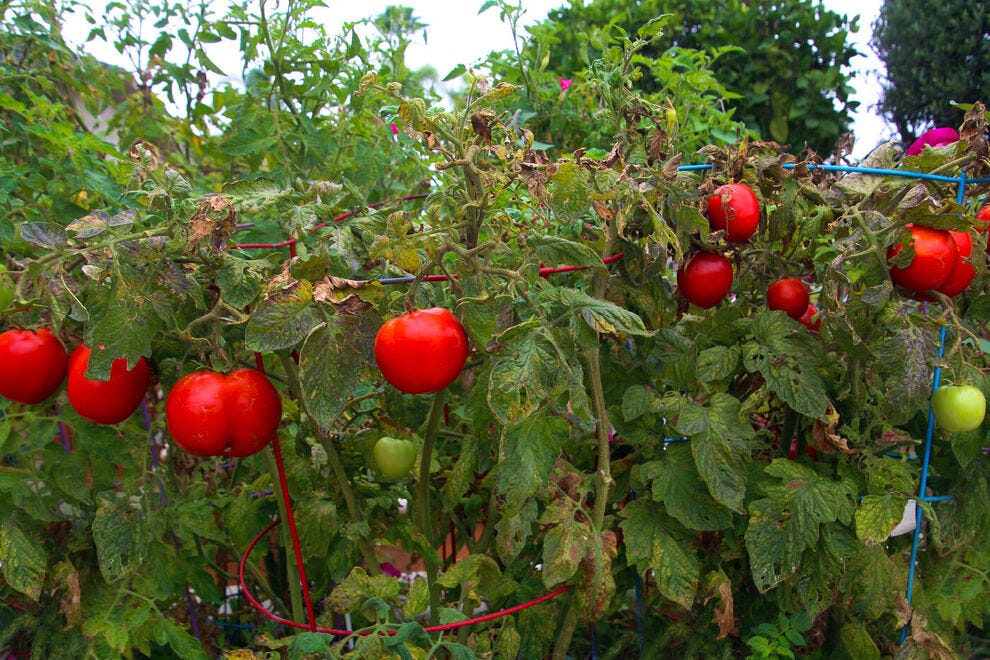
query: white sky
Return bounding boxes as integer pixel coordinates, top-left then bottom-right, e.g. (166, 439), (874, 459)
(63, 0), (891, 158)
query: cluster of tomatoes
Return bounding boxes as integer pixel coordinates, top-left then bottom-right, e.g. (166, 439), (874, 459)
(887, 206), (990, 299)
(0, 307), (469, 471)
(676, 183), (820, 329)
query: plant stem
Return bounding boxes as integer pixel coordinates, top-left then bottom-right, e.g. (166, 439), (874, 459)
(262, 449), (305, 624)
(417, 390), (447, 624)
(323, 436), (382, 575)
(551, 604), (580, 660)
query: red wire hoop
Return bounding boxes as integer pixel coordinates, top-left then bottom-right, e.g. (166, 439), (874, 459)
(236, 518), (571, 636)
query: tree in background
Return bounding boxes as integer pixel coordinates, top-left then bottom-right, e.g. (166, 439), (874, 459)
(871, 0), (990, 145)
(534, 0), (860, 158)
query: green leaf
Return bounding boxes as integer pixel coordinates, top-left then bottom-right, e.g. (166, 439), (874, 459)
(876, 323), (937, 424)
(488, 324), (560, 425)
(742, 313), (827, 419)
(619, 500), (699, 608)
(621, 385), (653, 422)
(20, 222), (67, 249)
(576, 530), (617, 619)
(697, 345), (741, 383)
(496, 415), (566, 510)
(92, 498), (148, 583)
(86, 297), (153, 379)
(442, 434), (478, 508)
(541, 519), (588, 588)
(838, 623), (882, 660)
(298, 314), (377, 428)
(746, 459), (855, 592)
(245, 281), (321, 351)
(638, 443), (733, 530)
(549, 162), (591, 224)
(403, 577), (430, 620)
(670, 393), (752, 513)
(443, 63), (467, 81)
(0, 520), (47, 600)
(157, 618), (209, 660)
(527, 234), (603, 271)
(496, 499), (538, 563)
(216, 256), (264, 308)
(544, 286), (651, 336)
(855, 494), (907, 545)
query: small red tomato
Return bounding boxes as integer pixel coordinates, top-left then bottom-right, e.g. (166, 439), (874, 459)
(67, 345), (150, 424)
(374, 308), (469, 394)
(798, 304), (821, 331)
(767, 278), (810, 319)
(935, 230), (976, 297)
(676, 251), (733, 309)
(887, 225), (958, 292)
(706, 183), (760, 242)
(976, 206), (990, 253)
(165, 368), (282, 457)
(0, 328), (68, 404)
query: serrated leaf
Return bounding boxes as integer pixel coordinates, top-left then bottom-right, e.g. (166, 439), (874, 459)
(245, 281), (321, 351)
(20, 222), (67, 249)
(92, 499), (147, 583)
(0, 521), (47, 600)
(839, 623), (881, 660)
(671, 393), (752, 512)
(619, 500), (699, 608)
(855, 494), (908, 545)
(697, 345), (741, 383)
(299, 315), (376, 428)
(496, 499), (538, 563)
(66, 210), (110, 238)
(496, 415), (566, 510)
(158, 618), (209, 659)
(639, 443), (733, 530)
(86, 298), (153, 379)
(545, 286), (651, 336)
(488, 325), (560, 424)
(216, 257), (263, 308)
(527, 234), (603, 271)
(403, 577), (430, 620)
(621, 385), (653, 421)
(746, 460), (855, 592)
(541, 520), (587, 588)
(743, 313), (828, 418)
(876, 323), (936, 424)
(549, 162), (591, 224)
(442, 434), (478, 508)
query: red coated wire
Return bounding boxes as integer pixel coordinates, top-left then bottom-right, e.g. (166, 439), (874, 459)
(237, 518), (571, 637)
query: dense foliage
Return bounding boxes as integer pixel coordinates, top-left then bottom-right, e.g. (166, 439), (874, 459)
(1, 0), (990, 658)
(529, 0), (860, 157)
(872, 0), (990, 145)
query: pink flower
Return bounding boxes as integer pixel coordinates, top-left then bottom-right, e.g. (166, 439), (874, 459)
(390, 123), (399, 136)
(558, 77), (573, 93)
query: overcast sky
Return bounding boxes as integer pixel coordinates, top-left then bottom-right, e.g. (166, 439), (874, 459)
(64, 0), (891, 158)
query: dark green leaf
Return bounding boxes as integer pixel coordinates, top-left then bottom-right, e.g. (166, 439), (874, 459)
(216, 257), (264, 308)
(488, 324), (560, 425)
(549, 162), (591, 224)
(619, 500), (699, 608)
(496, 415), (566, 510)
(638, 443), (733, 530)
(245, 281), (321, 351)
(299, 314), (377, 429)
(20, 222), (67, 249)
(545, 286), (651, 336)
(0, 521), (47, 600)
(92, 498), (148, 583)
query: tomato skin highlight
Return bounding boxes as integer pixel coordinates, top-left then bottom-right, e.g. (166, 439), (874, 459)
(374, 307), (469, 394)
(676, 251), (733, 309)
(706, 183), (760, 242)
(0, 328), (68, 404)
(887, 225), (958, 292)
(767, 278), (810, 319)
(932, 384), (986, 433)
(67, 345), (150, 424)
(165, 368), (282, 457)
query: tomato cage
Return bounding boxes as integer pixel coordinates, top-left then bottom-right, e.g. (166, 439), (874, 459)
(177, 159), (989, 651)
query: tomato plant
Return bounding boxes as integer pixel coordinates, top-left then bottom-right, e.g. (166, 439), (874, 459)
(706, 182), (760, 242)
(887, 224), (959, 292)
(66, 344), (150, 425)
(165, 369), (282, 457)
(0, 328), (68, 404)
(932, 385), (986, 433)
(374, 307), (469, 394)
(767, 278), (810, 319)
(373, 436), (418, 479)
(676, 250), (733, 308)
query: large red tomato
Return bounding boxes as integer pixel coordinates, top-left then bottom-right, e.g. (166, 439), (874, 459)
(767, 278), (810, 319)
(374, 307), (469, 394)
(935, 230), (976, 297)
(0, 328), (68, 404)
(706, 183), (760, 242)
(67, 345), (150, 424)
(887, 225), (958, 292)
(676, 251), (733, 309)
(165, 368), (282, 457)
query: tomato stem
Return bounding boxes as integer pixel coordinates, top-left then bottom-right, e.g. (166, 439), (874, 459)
(262, 448), (306, 625)
(417, 390), (447, 624)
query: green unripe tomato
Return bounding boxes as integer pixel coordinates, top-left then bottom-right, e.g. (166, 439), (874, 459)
(373, 436), (418, 479)
(932, 384), (986, 433)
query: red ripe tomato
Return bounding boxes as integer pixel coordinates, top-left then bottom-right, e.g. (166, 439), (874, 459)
(976, 206), (990, 253)
(706, 183), (760, 242)
(67, 345), (150, 424)
(935, 230), (975, 297)
(767, 278), (810, 319)
(165, 368), (282, 457)
(887, 225), (958, 292)
(374, 308), (469, 394)
(0, 328), (68, 404)
(798, 304), (821, 331)
(676, 251), (733, 309)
